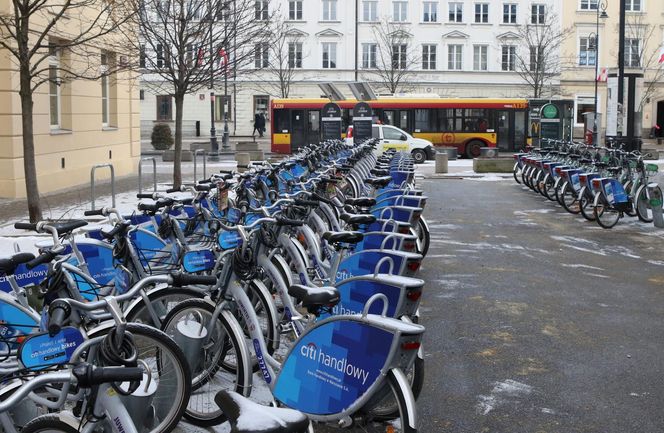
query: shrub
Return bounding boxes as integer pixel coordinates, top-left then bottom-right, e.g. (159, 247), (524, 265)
(151, 123), (174, 150)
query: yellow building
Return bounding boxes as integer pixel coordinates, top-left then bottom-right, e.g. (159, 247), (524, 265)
(0, 14), (140, 199)
(560, 0), (664, 139)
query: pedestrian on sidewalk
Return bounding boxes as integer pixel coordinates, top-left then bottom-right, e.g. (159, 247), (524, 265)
(253, 112), (266, 138)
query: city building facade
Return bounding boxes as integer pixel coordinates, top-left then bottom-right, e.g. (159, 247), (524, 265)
(0, 8), (140, 199)
(559, 0), (664, 139)
(140, 0), (561, 139)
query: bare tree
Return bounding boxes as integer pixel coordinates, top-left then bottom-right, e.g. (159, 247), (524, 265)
(131, 0), (271, 188)
(512, 10), (568, 98)
(249, 18), (308, 98)
(0, 0), (133, 221)
(365, 18), (420, 95)
(624, 13), (664, 112)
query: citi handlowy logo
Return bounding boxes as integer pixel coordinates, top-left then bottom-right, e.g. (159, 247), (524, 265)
(299, 342), (370, 385)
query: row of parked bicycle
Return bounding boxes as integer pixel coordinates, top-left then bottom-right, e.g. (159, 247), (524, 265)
(0, 139), (430, 433)
(513, 139), (663, 229)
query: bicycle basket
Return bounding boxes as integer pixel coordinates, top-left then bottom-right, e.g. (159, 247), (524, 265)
(646, 163), (659, 177)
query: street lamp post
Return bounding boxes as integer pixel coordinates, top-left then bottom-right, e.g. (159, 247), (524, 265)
(221, 1), (231, 151)
(208, 0), (219, 160)
(591, 0), (609, 147)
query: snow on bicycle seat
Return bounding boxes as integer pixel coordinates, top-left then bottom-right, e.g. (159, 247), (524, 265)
(0, 252), (35, 275)
(340, 213), (377, 226)
(345, 197), (376, 207)
(288, 284), (340, 309)
(214, 391), (309, 433)
(365, 176), (392, 187)
(322, 230), (364, 244)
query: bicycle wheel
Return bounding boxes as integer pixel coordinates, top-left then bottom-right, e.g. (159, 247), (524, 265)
(578, 187), (596, 221)
(161, 298), (250, 427)
(593, 192), (621, 229)
(87, 323), (191, 433)
(355, 369), (418, 433)
(125, 286), (204, 328)
(542, 174), (556, 201)
(413, 217), (430, 257)
(560, 182), (580, 214)
(20, 414), (78, 433)
(513, 162), (522, 184)
(623, 181), (637, 217)
(635, 184), (656, 223)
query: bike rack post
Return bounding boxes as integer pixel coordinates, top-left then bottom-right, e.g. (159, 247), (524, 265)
(647, 183), (664, 228)
(193, 149), (207, 182)
(138, 157), (157, 194)
(90, 164), (116, 210)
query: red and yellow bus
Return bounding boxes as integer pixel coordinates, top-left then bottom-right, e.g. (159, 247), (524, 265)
(271, 97), (529, 157)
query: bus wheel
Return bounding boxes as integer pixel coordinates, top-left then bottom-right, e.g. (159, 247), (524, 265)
(411, 149), (427, 164)
(465, 140), (483, 158)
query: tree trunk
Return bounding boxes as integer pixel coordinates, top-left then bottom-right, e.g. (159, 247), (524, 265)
(19, 65), (42, 223)
(173, 93), (184, 189)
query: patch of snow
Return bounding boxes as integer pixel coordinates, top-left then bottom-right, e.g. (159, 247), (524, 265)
(561, 264), (604, 271)
(476, 379), (533, 416)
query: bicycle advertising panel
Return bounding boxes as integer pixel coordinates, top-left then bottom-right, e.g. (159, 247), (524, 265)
(0, 296), (39, 351)
(335, 250), (408, 283)
(273, 319), (393, 415)
(0, 263), (48, 293)
(18, 326), (85, 370)
(323, 279), (401, 318)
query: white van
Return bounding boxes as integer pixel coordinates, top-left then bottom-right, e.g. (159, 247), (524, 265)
(346, 124), (435, 163)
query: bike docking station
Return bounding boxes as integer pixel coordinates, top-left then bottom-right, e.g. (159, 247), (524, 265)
(647, 183), (664, 228)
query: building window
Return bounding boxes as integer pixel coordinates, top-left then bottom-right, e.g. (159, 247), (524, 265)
(254, 95), (269, 116)
(448, 44), (462, 70)
(448, 2), (462, 22)
(49, 44), (60, 128)
(624, 38), (640, 67)
(575, 96), (595, 124)
(393, 1), (407, 21)
(503, 3), (516, 23)
(579, 37), (597, 66)
(156, 95), (172, 121)
(288, 0), (302, 20)
(422, 44), (436, 69)
(156, 44), (170, 69)
(288, 42), (303, 68)
(101, 53), (110, 127)
(530, 46), (542, 71)
(363, 0), (377, 21)
(501, 45), (516, 71)
(473, 45), (487, 71)
(625, 0), (641, 11)
(362, 43), (377, 68)
(322, 0), (337, 20)
(392, 44), (407, 69)
(254, 0), (268, 20)
(322, 42), (337, 68)
(254, 43), (268, 68)
(139, 45), (146, 68)
(531, 4), (545, 24)
(474, 3), (488, 23)
(423, 2), (437, 22)
(214, 95), (231, 121)
(580, 0), (598, 10)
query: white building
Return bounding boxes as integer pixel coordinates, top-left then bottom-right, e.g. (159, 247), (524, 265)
(140, 0), (561, 140)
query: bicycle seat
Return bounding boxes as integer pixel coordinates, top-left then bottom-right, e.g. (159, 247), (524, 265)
(49, 220), (88, 236)
(340, 213), (377, 226)
(0, 252), (35, 275)
(289, 284), (340, 310)
(215, 391), (309, 433)
(366, 176), (391, 187)
(322, 231), (364, 244)
(345, 197), (376, 207)
(371, 168), (390, 176)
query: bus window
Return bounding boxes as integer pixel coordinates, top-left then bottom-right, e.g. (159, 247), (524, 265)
(383, 110), (395, 125)
(414, 109), (431, 132)
(274, 109), (289, 133)
(514, 111), (526, 146)
(399, 111), (410, 130)
(308, 111), (320, 132)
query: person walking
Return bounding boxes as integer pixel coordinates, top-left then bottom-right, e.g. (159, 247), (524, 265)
(252, 112), (261, 138)
(257, 112), (266, 138)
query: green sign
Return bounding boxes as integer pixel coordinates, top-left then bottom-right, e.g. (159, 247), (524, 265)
(541, 104), (559, 119)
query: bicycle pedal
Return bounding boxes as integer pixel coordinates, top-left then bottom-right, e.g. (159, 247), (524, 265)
(279, 322), (293, 334)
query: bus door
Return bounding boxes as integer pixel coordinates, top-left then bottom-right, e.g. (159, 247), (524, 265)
(307, 110), (321, 144)
(291, 110), (306, 150)
(496, 110), (512, 151)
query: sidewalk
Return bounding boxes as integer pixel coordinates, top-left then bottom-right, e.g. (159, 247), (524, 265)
(141, 136), (272, 156)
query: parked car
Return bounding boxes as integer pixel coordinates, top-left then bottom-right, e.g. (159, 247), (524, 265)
(346, 124), (436, 163)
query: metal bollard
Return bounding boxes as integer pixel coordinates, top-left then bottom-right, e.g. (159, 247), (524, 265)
(119, 360), (158, 430)
(647, 183), (664, 228)
(138, 157), (157, 194)
(90, 164), (116, 210)
(172, 315), (208, 373)
(435, 152), (448, 174)
(193, 149), (207, 182)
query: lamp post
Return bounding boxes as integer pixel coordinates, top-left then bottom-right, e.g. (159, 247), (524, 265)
(208, 0), (219, 160)
(221, 0), (232, 151)
(591, 0), (609, 146)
